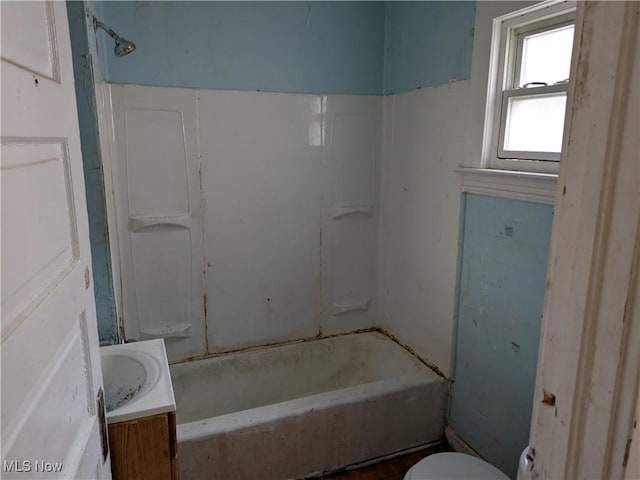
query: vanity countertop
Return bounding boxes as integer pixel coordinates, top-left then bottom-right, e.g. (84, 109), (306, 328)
(101, 339), (176, 424)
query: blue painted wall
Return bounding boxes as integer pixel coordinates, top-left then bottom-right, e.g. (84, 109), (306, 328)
(100, 1), (385, 94)
(97, 1), (475, 95)
(67, 1), (119, 345)
(449, 194), (553, 479)
(383, 1), (475, 94)
(87, 0), (110, 83)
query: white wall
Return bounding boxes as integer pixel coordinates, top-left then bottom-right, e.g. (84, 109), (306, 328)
(110, 85), (206, 362)
(106, 79), (476, 373)
(379, 81), (470, 377)
(377, 1), (541, 378)
(199, 91), (322, 350)
(108, 85), (381, 361)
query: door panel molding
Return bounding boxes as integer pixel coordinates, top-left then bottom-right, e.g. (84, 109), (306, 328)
(1, 1), (109, 477)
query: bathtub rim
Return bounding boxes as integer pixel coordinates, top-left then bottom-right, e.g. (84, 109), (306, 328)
(176, 372), (446, 442)
(170, 327), (447, 378)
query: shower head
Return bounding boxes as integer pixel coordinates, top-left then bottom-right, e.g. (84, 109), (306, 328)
(113, 37), (136, 57)
(93, 16), (136, 57)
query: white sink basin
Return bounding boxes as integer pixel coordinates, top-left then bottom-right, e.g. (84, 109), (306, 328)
(102, 349), (160, 411)
(100, 340), (176, 423)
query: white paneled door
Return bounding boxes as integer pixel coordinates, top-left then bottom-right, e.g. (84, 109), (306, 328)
(1, 2), (109, 479)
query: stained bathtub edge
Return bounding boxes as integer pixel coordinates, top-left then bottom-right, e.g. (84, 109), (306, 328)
(177, 372), (446, 442)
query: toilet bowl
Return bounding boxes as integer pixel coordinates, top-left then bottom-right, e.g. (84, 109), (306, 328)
(404, 447), (531, 480)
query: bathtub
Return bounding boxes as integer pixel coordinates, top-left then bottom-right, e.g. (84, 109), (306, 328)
(170, 331), (448, 479)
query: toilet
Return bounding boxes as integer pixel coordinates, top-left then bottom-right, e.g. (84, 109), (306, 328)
(404, 447), (531, 480)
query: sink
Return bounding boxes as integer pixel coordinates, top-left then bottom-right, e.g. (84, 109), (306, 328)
(102, 349), (160, 411)
(100, 340), (176, 423)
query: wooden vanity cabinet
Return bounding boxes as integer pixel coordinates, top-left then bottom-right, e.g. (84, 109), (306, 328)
(108, 411), (178, 480)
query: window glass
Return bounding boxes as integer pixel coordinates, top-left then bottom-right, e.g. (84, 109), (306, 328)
(519, 24), (575, 87)
(503, 93), (567, 153)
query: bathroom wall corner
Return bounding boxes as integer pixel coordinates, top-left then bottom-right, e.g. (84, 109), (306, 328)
(448, 191), (468, 388)
(66, 0), (118, 345)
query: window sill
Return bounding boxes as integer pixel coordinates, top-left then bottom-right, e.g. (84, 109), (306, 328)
(456, 167), (557, 204)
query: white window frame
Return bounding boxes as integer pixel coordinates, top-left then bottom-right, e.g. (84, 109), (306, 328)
(485, 0), (576, 174)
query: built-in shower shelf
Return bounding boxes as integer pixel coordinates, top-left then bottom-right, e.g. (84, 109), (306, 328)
(140, 323), (192, 339)
(331, 205), (374, 219)
(129, 214), (191, 232)
(332, 298), (371, 316)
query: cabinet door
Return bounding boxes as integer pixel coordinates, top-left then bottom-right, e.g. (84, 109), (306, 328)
(108, 413), (177, 480)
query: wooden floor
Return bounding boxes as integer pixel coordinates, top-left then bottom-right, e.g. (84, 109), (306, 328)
(320, 443), (452, 480)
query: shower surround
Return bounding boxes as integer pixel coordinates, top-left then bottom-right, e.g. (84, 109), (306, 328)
(106, 84), (381, 363)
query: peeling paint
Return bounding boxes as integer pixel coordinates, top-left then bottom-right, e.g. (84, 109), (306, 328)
(574, 3), (595, 108)
(203, 294), (208, 319)
(543, 390), (556, 407)
(623, 437), (632, 467)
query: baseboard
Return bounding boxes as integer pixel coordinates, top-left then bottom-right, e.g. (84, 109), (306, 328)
(444, 426), (482, 458)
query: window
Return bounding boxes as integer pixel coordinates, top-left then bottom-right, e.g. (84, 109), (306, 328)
(487, 1), (576, 173)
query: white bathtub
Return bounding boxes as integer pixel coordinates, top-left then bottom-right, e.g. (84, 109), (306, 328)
(170, 331), (448, 479)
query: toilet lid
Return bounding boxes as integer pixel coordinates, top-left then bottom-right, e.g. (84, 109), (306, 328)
(405, 452), (510, 480)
